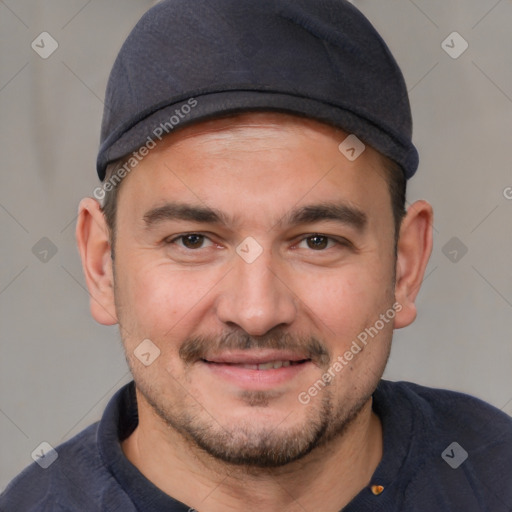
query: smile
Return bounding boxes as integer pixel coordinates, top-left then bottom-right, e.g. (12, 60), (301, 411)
(199, 351), (313, 390)
(204, 359), (309, 371)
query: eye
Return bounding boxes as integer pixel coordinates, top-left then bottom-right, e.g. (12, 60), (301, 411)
(168, 234), (214, 250)
(297, 234), (339, 251)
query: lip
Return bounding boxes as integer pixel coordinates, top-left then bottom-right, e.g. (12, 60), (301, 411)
(203, 349), (311, 365)
(200, 350), (313, 389)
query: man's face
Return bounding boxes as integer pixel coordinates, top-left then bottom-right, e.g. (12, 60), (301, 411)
(112, 113), (398, 467)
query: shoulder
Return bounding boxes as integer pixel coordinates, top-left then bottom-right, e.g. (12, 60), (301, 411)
(377, 380), (512, 510)
(0, 422), (133, 512)
(379, 379), (512, 438)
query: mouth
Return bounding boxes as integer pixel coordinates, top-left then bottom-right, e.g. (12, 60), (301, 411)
(202, 359), (310, 370)
(199, 351), (314, 389)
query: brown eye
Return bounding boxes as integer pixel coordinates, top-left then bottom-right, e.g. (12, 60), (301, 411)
(306, 235), (329, 250)
(180, 234), (206, 249)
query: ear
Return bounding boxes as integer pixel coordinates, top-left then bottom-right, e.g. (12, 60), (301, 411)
(75, 197), (118, 325)
(394, 200), (433, 329)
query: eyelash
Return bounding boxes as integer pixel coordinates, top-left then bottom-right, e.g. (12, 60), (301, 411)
(166, 234), (215, 249)
(165, 233), (351, 251)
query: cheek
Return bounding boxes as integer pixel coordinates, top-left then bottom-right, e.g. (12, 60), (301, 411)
(115, 257), (221, 341)
(304, 267), (395, 388)
(292, 261), (394, 342)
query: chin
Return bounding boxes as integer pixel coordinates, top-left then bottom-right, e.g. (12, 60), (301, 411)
(138, 377), (370, 469)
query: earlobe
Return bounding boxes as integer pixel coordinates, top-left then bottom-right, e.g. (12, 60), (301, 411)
(394, 200), (433, 329)
(75, 198), (118, 326)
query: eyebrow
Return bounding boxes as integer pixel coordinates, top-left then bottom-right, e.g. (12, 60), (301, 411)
(142, 201), (367, 232)
(280, 203), (367, 231)
(143, 203), (228, 227)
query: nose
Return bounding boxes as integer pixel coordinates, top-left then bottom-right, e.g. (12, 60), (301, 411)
(214, 248), (297, 336)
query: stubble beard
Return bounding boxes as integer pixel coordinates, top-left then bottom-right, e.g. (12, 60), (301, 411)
(115, 271), (391, 470)
(130, 363), (381, 470)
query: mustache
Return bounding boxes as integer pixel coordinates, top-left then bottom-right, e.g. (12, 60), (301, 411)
(179, 330), (331, 367)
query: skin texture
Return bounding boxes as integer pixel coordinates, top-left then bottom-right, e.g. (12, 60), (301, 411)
(76, 112), (433, 511)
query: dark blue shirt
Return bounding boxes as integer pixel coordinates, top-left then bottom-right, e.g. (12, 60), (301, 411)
(2, 380), (512, 511)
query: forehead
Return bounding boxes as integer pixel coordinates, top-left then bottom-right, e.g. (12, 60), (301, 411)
(165, 112), (345, 146)
(115, 112), (392, 227)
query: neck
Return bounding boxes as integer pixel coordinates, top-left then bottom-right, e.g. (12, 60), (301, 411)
(122, 389), (383, 512)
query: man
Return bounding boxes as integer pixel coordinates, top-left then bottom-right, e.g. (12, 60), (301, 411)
(2, 0), (511, 510)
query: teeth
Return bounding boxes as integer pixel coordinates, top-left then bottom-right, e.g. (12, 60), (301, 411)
(240, 364), (259, 370)
(259, 361), (278, 370)
(238, 360), (293, 370)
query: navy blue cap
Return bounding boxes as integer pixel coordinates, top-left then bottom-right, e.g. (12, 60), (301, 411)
(97, 0), (418, 181)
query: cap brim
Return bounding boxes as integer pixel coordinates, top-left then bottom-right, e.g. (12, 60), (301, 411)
(97, 90), (418, 181)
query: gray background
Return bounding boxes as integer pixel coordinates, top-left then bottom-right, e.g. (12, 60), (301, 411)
(1, 0), (511, 491)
